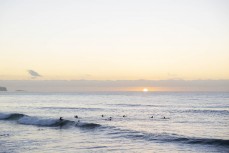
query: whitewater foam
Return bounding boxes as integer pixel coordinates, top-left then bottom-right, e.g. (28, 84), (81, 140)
(0, 112), (101, 129)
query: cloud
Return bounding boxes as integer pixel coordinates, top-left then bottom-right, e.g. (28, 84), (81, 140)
(27, 70), (42, 79)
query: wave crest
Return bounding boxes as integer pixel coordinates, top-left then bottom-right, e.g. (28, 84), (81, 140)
(108, 128), (229, 147)
(0, 113), (25, 120)
(17, 116), (74, 127)
(75, 122), (101, 128)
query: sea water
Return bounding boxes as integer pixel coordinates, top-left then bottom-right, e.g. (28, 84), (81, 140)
(0, 92), (228, 153)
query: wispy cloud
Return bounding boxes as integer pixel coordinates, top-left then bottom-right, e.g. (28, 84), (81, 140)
(27, 70), (42, 79)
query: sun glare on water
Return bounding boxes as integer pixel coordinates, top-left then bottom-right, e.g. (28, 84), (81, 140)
(143, 88), (148, 92)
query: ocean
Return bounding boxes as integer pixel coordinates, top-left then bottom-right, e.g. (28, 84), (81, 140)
(0, 92), (228, 153)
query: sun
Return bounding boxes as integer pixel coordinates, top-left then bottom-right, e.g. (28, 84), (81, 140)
(143, 88), (148, 92)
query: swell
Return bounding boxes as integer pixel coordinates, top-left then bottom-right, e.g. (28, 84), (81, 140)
(39, 107), (103, 111)
(17, 116), (74, 127)
(173, 137), (229, 146)
(0, 113), (25, 120)
(75, 122), (101, 128)
(107, 127), (229, 147)
(180, 109), (229, 115)
(0, 112), (228, 147)
(107, 104), (166, 108)
(0, 112), (101, 128)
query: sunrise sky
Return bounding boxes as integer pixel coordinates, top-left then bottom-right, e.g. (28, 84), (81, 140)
(0, 0), (229, 82)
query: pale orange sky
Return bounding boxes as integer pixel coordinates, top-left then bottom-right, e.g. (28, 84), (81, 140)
(0, 0), (229, 80)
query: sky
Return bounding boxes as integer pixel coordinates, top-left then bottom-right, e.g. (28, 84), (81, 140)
(0, 0), (229, 85)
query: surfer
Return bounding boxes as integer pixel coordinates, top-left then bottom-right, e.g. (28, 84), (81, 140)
(123, 115), (126, 117)
(151, 116), (153, 118)
(101, 115), (104, 117)
(59, 117), (63, 121)
(74, 115), (78, 118)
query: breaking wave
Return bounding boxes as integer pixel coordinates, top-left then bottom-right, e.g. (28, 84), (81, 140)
(17, 116), (74, 127)
(0, 113), (25, 120)
(0, 112), (228, 147)
(0, 112), (100, 128)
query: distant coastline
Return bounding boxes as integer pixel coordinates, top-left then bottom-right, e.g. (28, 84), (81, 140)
(0, 86), (7, 91)
(0, 80), (228, 92)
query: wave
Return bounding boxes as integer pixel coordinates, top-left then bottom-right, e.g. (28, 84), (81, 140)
(0, 113), (25, 120)
(173, 137), (229, 146)
(40, 107), (103, 111)
(17, 116), (101, 128)
(107, 128), (229, 147)
(108, 104), (166, 108)
(17, 116), (74, 127)
(0, 112), (228, 147)
(181, 109), (229, 115)
(0, 112), (101, 129)
(75, 121), (101, 128)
